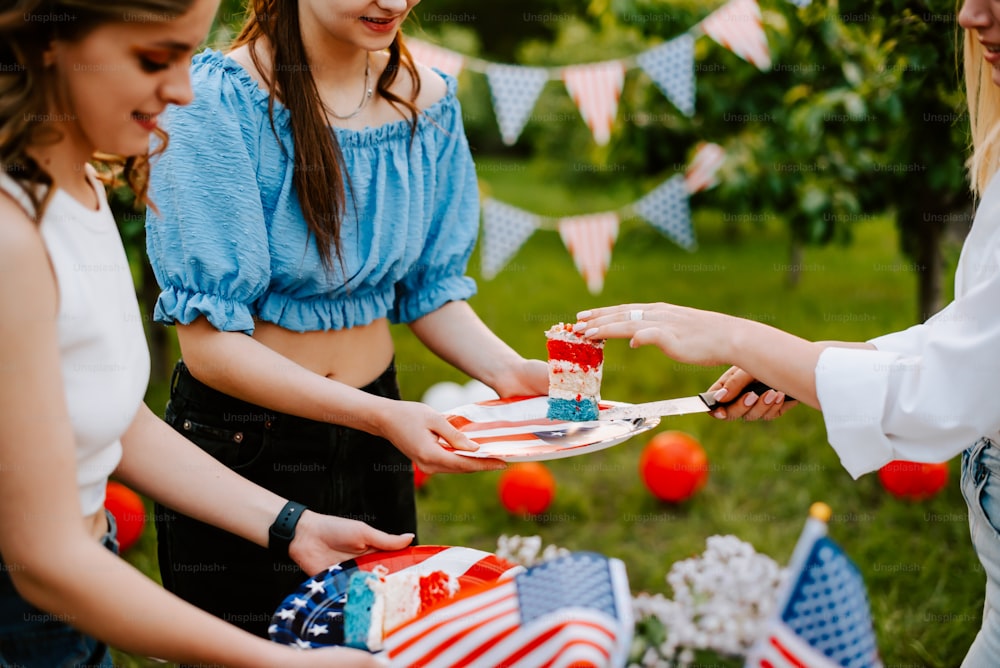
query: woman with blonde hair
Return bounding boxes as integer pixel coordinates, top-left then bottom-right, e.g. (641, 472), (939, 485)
(0, 1), (408, 665)
(576, 0), (1000, 661)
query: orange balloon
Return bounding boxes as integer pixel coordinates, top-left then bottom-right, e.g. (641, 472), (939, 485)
(498, 462), (556, 515)
(878, 460), (949, 501)
(104, 481), (147, 552)
(639, 431), (709, 503)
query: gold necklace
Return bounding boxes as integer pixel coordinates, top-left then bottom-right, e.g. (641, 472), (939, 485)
(326, 54), (373, 121)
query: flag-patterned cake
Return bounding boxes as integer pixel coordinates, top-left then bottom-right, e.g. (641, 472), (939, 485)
(344, 566), (460, 652)
(545, 323), (605, 422)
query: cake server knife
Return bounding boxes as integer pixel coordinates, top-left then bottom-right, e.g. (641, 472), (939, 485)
(598, 381), (789, 421)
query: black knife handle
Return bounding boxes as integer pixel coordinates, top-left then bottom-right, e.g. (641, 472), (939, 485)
(698, 380), (795, 409)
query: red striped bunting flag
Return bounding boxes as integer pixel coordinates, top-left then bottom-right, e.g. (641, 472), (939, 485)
(557, 213), (620, 294)
(684, 142), (726, 193)
(700, 0), (772, 71)
(562, 61), (626, 146)
(405, 39), (466, 78)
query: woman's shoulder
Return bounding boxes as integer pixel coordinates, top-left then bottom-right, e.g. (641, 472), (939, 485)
(188, 47), (273, 113)
(413, 61), (451, 110)
(0, 185), (45, 268)
(374, 51), (455, 111)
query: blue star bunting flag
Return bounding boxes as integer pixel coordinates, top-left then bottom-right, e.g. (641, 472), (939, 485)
(485, 64), (549, 145)
(636, 34), (696, 117)
(385, 552), (633, 668)
(745, 507), (883, 668)
(480, 198), (541, 279)
(632, 174), (696, 251)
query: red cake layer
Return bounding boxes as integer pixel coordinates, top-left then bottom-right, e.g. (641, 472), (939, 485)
(418, 571), (456, 613)
(546, 340), (604, 370)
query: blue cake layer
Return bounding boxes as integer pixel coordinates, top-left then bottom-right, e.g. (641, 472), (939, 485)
(343, 570), (378, 650)
(547, 396), (599, 422)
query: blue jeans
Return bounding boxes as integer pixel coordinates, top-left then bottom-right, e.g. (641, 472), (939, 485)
(962, 438), (1000, 666)
(0, 512), (119, 668)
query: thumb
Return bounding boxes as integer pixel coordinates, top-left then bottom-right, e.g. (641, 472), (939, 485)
(435, 419), (479, 452)
(629, 326), (660, 350)
(365, 529), (415, 552)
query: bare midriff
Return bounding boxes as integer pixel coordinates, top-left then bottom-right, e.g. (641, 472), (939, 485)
(252, 318), (396, 389)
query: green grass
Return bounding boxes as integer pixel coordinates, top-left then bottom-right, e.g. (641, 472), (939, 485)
(114, 159), (975, 667)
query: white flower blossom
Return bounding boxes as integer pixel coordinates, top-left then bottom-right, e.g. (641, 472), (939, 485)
(496, 534), (785, 667)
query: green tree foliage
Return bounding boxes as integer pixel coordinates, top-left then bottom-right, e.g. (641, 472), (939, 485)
(416, 0), (971, 319)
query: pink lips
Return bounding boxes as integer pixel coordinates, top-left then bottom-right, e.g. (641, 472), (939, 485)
(361, 16), (400, 34)
(133, 113), (158, 132)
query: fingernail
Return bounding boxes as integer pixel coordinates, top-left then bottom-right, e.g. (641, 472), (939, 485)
(584, 327), (598, 337)
(713, 388), (728, 401)
(712, 409), (726, 419)
(572, 321), (586, 332)
(401, 533), (415, 539)
(577, 310), (592, 318)
(743, 392), (759, 407)
(762, 390), (775, 405)
(629, 338), (637, 349)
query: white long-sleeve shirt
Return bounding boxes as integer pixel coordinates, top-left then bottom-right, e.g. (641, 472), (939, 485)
(816, 173), (1000, 479)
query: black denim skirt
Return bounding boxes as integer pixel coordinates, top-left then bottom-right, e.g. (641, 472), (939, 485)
(155, 359), (416, 638)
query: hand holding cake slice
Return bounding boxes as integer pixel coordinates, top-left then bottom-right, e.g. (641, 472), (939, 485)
(545, 323), (605, 422)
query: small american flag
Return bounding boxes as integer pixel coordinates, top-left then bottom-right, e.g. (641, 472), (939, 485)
(746, 508), (883, 668)
(384, 552), (633, 668)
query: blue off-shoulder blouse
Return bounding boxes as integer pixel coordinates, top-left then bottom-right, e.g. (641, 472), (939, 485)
(146, 49), (479, 335)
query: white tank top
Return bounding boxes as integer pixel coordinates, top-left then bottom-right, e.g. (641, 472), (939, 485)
(1, 168), (149, 515)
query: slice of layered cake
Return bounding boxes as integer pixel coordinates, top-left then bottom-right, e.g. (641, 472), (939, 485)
(343, 566), (460, 652)
(545, 322), (605, 421)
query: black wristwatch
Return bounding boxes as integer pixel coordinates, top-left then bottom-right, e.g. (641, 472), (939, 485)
(268, 501), (308, 559)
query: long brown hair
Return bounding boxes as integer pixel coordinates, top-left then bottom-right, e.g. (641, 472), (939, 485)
(231, 1), (422, 268)
(0, 0), (195, 219)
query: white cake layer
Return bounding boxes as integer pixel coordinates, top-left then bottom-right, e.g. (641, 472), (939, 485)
(544, 323), (606, 348)
(382, 571), (422, 634)
(366, 576), (386, 651)
(550, 387), (602, 402)
(548, 360), (603, 397)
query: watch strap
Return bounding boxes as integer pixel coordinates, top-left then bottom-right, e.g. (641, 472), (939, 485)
(268, 500), (308, 559)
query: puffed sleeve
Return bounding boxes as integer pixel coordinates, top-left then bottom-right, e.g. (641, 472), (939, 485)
(391, 74), (478, 323)
(145, 52), (270, 336)
(816, 246), (1000, 479)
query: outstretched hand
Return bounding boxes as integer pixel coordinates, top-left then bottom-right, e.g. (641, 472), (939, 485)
(289, 511), (414, 577)
(574, 302), (739, 366)
(575, 305), (801, 420)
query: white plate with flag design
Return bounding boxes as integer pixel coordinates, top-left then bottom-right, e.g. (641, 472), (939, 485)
(446, 395), (659, 462)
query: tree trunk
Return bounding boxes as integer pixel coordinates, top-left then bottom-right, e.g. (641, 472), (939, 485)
(786, 238), (803, 288)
